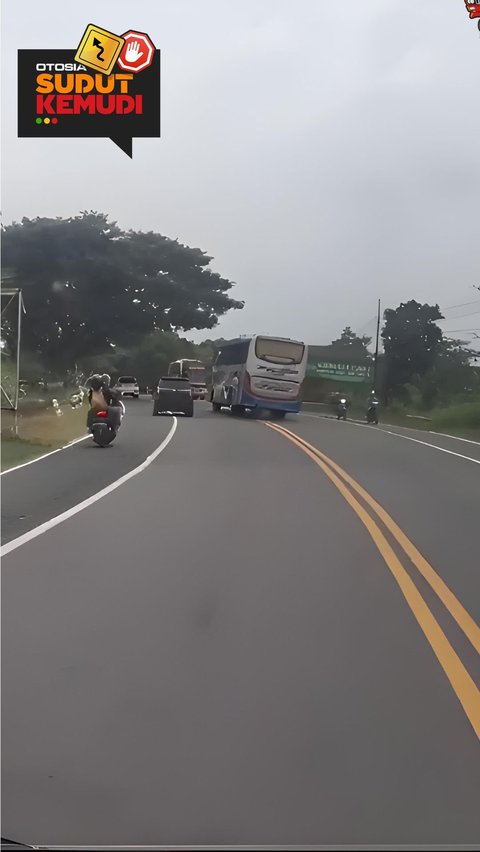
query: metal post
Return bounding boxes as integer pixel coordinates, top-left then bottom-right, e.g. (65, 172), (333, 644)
(15, 291), (22, 410)
(1, 287), (24, 411)
(372, 298), (381, 393)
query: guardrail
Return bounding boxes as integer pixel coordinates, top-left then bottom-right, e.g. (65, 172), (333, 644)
(405, 414), (432, 422)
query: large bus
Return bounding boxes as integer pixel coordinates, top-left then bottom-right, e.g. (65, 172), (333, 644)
(167, 359), (208, 400)
(211, 335), (307, 418)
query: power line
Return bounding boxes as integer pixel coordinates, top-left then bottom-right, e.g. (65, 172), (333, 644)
(356, 315), (377, 335)
(439, 308), (480, 321)
(442, 299), (480, 311)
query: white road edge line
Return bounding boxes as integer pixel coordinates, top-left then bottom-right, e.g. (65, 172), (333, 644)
(1, 433), (90, 476)
(371, 427), (480, 465)
(1, 418), (178, 557)
(429, 430), (480, 446)
(301, 412), (480, 446)
(301, 413), (480, 465)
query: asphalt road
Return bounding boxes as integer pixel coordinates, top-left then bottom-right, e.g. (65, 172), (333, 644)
(2, 400), (479, 849)
(1, 397), (174, 545)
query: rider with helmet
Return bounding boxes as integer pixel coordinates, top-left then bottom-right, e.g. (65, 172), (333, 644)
(86, 373), (123, 428)
(366, 390), (380, 423)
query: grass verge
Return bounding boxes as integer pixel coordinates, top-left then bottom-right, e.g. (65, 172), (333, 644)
(1, 437), (52, 471)
(303, 402), (480, 441)
(1, 404), (87, 471)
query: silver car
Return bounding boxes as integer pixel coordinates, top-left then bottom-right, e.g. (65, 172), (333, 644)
(114, 376), (140, 398)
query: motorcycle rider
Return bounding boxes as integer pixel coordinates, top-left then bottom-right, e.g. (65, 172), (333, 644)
(86, 373), (123, 428)
(336, 393), (348, 420)
(366, 391), (379, 422)
(86, 375), (106, 429)
(100, 373), (124, 427)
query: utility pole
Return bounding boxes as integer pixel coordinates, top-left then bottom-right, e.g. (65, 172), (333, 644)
(372, 298), (381, 393)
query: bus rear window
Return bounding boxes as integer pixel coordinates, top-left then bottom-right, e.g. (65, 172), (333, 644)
(255, 338), (305, 364)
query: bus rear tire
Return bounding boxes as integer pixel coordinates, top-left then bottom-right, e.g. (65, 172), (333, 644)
(231, 405), (245, 416)
(212, 402), (221, 412)
(271, 410), (286, 420)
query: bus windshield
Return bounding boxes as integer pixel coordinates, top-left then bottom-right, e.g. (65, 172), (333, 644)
(255, 337), (305, 365)
(168, 361), (207, 383)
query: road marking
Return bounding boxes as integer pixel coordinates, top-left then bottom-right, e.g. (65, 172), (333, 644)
(301, 414), (480, 465)
(370, 428), (480, 465)
(1, 419), (178, 557)
(429, 431), (480, 446)
(266, 422), (480, 739)
(0, 434), (90, 476)
(302, 409), (480, 446)
(271, 423), (480, 656)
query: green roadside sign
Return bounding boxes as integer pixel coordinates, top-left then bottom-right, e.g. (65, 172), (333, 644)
(307, 361), (371, 383)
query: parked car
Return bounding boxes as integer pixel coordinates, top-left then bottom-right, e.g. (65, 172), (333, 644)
(191, 385), (208, 401)
(114, 376), (140, 398)
(153, 377), (193, 417)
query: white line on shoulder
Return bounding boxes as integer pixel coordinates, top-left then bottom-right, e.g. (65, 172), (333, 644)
(429, 431), (480, 446)
(299, 413), (480, 465)
(373, 428), (480, 465)
(1, 419), (178, 557)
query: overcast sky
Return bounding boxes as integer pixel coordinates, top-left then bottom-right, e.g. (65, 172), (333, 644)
(2, 0), (480, 347)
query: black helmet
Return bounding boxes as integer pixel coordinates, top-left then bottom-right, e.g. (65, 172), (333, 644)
(86, 373), (101, 389)
(89, 375), (103, 391)
(100, 373), (111, 387)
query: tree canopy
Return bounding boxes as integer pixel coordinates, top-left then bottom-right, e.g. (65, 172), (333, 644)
(416, 337), (478, 408)
(330, 326), (372, 357)
(1, 212), (243, 367)
(381, 300), (444, 394)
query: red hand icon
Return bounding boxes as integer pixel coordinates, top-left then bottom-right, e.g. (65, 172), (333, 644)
(117, 31), (155, 73)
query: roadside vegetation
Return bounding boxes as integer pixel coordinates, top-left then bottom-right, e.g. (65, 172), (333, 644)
(303, 401), (479, 440)
(1, 402), (86, 471)
(1, 215), (478, 439)
(305, 304), (479, 437)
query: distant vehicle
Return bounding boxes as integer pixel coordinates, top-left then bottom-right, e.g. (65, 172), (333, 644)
(168, 359), (208, 400)
(211, 335), (308, 418)
(153, 376), (194, 417)
(114, 376), (140, 398)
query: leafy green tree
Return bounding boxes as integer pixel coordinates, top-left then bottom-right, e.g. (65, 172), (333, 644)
(418, 338), (478, 408)
(111, 332), (196, 388)
(382, 301), (443, 399)
(330, 326), (372, 356)
(1, 213), (243, 369)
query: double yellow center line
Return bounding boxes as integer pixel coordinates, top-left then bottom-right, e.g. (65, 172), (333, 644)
(266, 421), (480, 739)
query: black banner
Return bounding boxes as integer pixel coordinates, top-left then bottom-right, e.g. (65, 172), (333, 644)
(18, 48), (160, 157)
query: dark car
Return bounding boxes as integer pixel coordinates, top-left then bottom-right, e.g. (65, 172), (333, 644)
(153, 376), (194, 417)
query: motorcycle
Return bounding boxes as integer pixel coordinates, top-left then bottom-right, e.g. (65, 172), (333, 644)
(337, 398), (348, 421)
(89, 402), (125, 447)
(366, 401), (379, 425)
